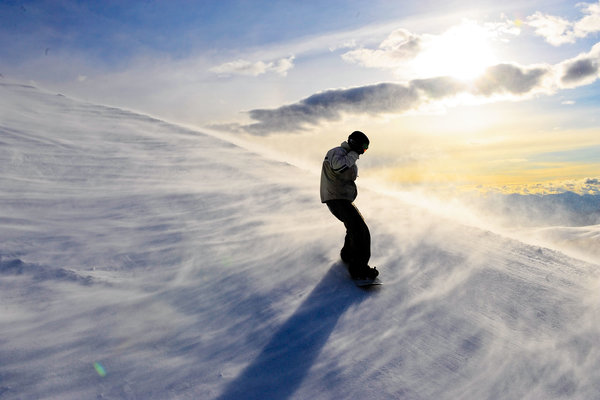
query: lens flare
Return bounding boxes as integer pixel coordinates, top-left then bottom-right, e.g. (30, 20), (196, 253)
(94, 362), (107, 377)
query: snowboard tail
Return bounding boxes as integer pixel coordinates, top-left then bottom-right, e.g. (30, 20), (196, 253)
(354, 277), (382, 287)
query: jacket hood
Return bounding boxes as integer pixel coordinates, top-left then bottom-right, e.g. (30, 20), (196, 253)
(341, 141), (359, 157)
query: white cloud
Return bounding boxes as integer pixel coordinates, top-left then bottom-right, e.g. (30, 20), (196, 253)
(328, 39), (357, 52)
(271, 56), (295, 76)
(341, 28), (422, 69)
(576, 1), (600, 35)
(221, 39), (600, 135)
(210, 55), (295, 77)
(527, 12), (576, 46)
(340, 20), (519, 81)
(484, 16), (522, 40)
(203, 8), (600, 136)
(527, 1), (600, 46)
(221, 61), (555, 135)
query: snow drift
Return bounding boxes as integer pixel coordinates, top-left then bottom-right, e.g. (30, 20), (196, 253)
(1, 82), (600, 399)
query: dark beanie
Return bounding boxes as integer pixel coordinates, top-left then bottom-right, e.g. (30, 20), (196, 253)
(348, 130), (369, 146)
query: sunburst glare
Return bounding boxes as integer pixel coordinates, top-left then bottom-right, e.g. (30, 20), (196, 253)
(412, 21), (498, 81)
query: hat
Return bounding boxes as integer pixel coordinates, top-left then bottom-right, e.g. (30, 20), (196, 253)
(348, 130), (369, 152)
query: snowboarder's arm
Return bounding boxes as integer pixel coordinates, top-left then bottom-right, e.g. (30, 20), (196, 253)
(329, 150), (359, 173)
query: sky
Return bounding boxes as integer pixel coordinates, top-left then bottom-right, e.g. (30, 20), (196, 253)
(1, 0), (599, 194)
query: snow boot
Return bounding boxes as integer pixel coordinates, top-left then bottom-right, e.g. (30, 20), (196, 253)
(348, 264), (379, 280)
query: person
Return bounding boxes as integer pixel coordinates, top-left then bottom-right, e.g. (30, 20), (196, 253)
(320, 131), (379, 280)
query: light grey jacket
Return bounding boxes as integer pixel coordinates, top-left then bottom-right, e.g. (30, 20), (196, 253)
(320, 141), (360, 203)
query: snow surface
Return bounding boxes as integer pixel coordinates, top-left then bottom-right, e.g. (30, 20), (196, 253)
(2, 82), (600, 399)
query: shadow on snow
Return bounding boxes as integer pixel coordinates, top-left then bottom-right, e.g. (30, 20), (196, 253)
(217, 264), (368, 400)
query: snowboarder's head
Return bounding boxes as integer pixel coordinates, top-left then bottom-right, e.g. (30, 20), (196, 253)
(348, 131), (369, 154)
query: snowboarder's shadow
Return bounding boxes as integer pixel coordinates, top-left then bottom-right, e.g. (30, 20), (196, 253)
(217, 263), (367, 400)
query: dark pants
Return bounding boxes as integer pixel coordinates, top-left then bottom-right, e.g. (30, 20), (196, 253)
(326, 200), (371, 267)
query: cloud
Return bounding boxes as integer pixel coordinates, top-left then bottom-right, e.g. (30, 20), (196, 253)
(207, 13), (600, 136)
(576, 1), (600, 36)
(473, 63), (551, 96)
(223, 60), (558, 135)
(586, 178), (599, 185)
(526, 12), (576, 46)
(527, 1), (600, 46)
(340, 20), (520, 78)
(209, 55), (295, 77)
(559, 42), (600, 86)
(484, 17), (522, 40)
(226, 38), (600, 135)
(341, 28), (422, 68)
(328, 39), (357, 52)
(240, 82), (424, 135)
(562, 58), (598, 83)
(208, 33), (600, 136)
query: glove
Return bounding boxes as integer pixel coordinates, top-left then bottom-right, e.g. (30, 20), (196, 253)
(347, 150), (360, 165)
(348, 139), (366, 154)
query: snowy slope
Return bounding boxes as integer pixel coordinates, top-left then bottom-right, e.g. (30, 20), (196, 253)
(460, 192), (600, 265)
(2, 82), (600, 400)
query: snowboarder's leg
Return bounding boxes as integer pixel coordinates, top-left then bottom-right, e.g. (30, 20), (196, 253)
(340, 231), (354, 263)
(326, 200), (371, 267)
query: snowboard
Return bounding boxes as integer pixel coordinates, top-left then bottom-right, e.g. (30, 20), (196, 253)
(354, 277), (382, 287)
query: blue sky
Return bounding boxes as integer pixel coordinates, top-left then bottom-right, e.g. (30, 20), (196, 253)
(1, 0), (599, 193)
(1, 1), (428, 62)
(0, 1), (539, 58)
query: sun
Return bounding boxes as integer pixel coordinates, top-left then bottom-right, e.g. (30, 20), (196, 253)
(412, 21), (497, 81)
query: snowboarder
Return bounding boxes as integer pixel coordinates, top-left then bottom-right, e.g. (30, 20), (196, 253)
(320, 131), (379, 281)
